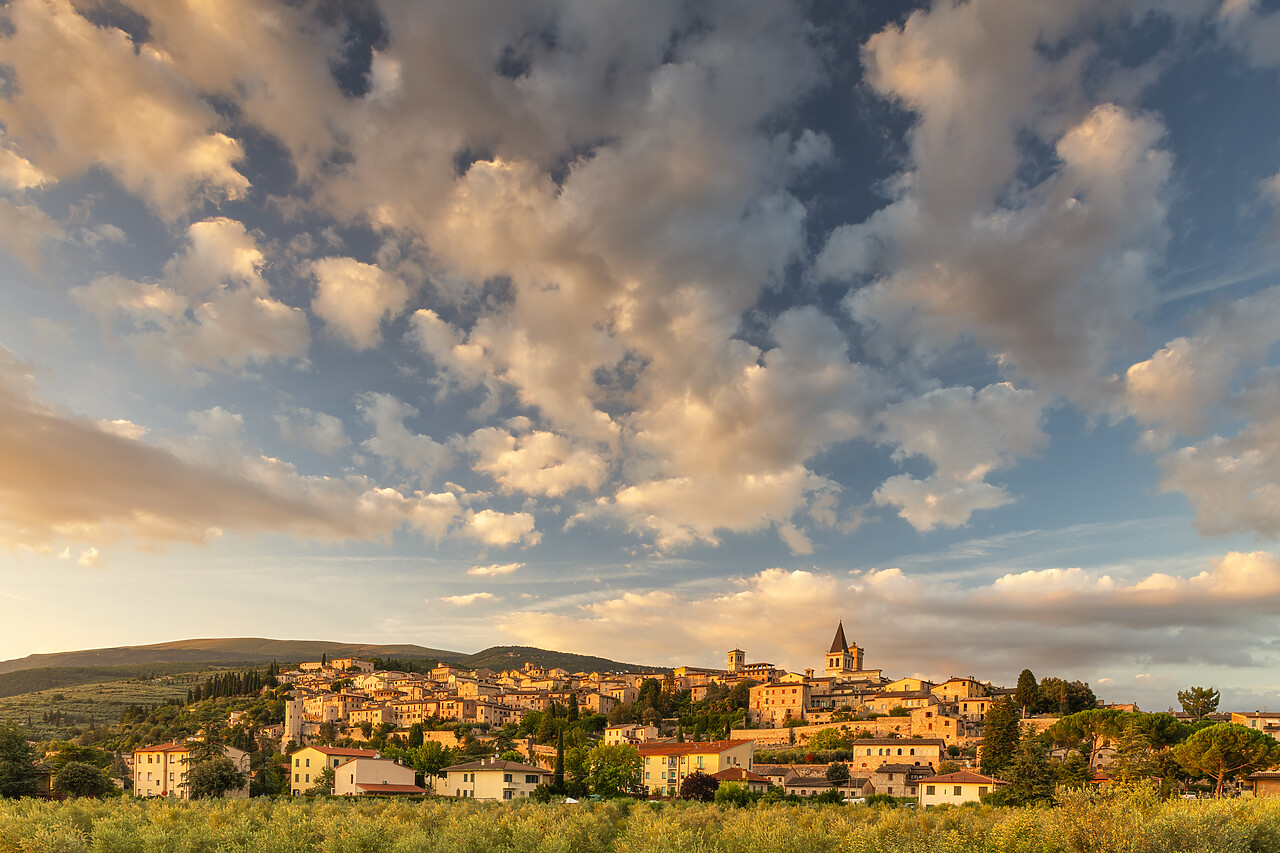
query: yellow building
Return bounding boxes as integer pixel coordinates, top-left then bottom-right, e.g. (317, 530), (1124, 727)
(919, 770), (1005, 807)
(289, 746), (379, 795)
(133, 742), (249, 799)
(438, 758), (550, 800)
(638, 739), (754, 796)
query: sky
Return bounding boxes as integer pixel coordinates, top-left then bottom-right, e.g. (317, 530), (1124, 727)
(2, 0), (1280, 714)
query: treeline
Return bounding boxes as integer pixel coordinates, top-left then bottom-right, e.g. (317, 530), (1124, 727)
(367, 657), (440, 674)
(186, 665), (277, 703)
(0, 662), (241, 699)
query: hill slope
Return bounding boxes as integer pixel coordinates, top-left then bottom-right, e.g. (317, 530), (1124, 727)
(0, 639), (661, 677)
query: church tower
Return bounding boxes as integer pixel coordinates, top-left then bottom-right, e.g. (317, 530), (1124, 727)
(825, 620), (864, 677)
(728, 648), (745, 673)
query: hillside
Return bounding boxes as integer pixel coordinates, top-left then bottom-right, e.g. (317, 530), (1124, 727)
(0, 638), (469, 675)
(461, 645), (667, 674)
(0, 638), (659, 678)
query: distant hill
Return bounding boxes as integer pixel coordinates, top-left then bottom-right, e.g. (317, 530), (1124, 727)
(0, 638), (469, 675)
(0, 638), (661, 679)
(461, 645), (667, 674)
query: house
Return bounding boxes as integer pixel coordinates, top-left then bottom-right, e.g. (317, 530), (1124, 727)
(438, 758), (550, 801)
(918, 770), (1006, 807)
(1232, 712), (1280, 738)
(747, 681), (811, 727)
(1242, 771), (1280, 797)
(781, 773), (874, 798)
(133, 742), (250, 800)
(848, 738), (946, 772)
(333, 757), (424, 796)
(289, 746), (379, 795)
(638, 739), (754, 796)
(868, 763), (934, 797)
(711, 766), (772, 793)
(604, 723), (660, 745)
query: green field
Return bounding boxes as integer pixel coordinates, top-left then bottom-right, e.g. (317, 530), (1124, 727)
(1, 787), (1277, 853)
(0, 667), (231, 740)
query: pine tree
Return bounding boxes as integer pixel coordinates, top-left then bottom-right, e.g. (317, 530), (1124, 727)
(1014, 669), (1038, 718)
(979, 697), (1020, 778)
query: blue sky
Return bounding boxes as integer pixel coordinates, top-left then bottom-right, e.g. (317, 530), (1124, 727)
(3, 0), (1280, 713)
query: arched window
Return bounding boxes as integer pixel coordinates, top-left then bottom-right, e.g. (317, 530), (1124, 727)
(897, 748), (902, 755)
(910, 749), (915, 755)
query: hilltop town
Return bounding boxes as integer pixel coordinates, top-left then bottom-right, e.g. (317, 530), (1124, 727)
(109, 622), (1280, 804)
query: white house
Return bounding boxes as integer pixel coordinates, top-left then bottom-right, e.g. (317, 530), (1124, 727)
(438, 758), (550, 801)
(332, 757), (424, 796)
(918, 770), (1006, 807)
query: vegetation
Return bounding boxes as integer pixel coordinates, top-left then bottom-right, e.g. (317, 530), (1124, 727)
(52, 761), (113, 798)
(2, 788), (1280, 852)
(0, 723), (37, 798)
(1173, 722), (1280, 797)
(678, 770), (718, 801)
(1177, 686), (1221, 722)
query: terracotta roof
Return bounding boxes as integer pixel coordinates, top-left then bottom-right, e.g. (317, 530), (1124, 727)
(711, 767), (770, 784)
(922, 770), (1006, 786)
(355, 783), (426, 794)
(292, 746), (379, 758)
(638, 739), (754, 756)
(135, 742), (190, 753)
(442, 759), (549, 774)
(851, 738), (946, 747)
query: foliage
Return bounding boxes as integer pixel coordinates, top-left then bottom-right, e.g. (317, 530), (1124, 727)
(678, 769), (718, 801)
(188, 756), (247, 799)
(1014, 669), (1038, 715)
(713, 780), (752, 807)
(1054, 751), (1091, 788)
(586, 743), (641, 798)
(1034, 677), (1096, 715)
(53, 761), (113, 798)
(2, 791), (1280, 851)
(887, 706), (910, 717)
(979, 696), (1020, 777)
(0, 722), (38, 798)
(1178, 686), (1221, 722)
(806, 728), (851, 751)
(996, 733), (1054, 805)
(1173, 722), (1280, 796)
(824, 761), (850, 786)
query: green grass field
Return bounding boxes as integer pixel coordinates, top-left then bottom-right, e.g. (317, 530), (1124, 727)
(1, 786), (1277, 853)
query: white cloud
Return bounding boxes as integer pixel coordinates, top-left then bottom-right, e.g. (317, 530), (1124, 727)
(77, 547), (101, 569)
(356, 392), (452, 487)
(466, 509), (540, 548)
(467, 427), (607, 497)
(275, 407), (351, 456)
(72, 219), (309, 375)
(312, 258), (410, 350)
(0, 0), (249, 218)
(441, 592), (498, 606)
(468, 562), (524, 576)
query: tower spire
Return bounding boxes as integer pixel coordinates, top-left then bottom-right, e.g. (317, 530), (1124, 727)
(829, 620), (849, 654)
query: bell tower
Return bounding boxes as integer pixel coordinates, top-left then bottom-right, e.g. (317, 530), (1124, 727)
(825, 620), (863, 677)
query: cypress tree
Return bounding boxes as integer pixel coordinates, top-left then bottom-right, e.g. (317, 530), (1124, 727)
(980, 697), (1021, 778)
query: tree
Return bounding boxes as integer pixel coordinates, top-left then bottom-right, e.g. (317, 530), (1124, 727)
(53, 761), (112, 798)
(1054, 752), (1091, 788)
(825, 762), (850, 787)
(1106, 721), (1157, 784)
(1173, 723), (1280, 797)
(585, 743), (641, 798)
(679, 769), (719, 801)
(0, 723), (38, 798)
(998, 733), (1054, 805)
(1177, 686), (1221, 722)
(188, 756), (247, 799)
(553, 733), (566, 793)
(1014, 669), (1038, 718)
(303, 764), (335, 796)
(408, 723), (424, 748)
(714, 781), (752, 807)
(567, 694), (580, 723)
(979, 697), (1020, 777)
(1036, 678), (1096, 716)
(1047, 709), (1125, 760)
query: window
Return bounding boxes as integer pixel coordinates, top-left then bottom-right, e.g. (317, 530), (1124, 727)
(305, 774), (310, 783)
(306, 758), (311, 767)
(926, 785), (935, 795)
(526, 775), (539, 784)
(503, 790), (513, 800)
(978, 786), (989, 795)
(953, 786), (962, 796)
(504, 773), (513, 783)
(294, 774), (298, 782)
(910, 749), (915, 755)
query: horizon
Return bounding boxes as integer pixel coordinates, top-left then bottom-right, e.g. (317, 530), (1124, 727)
(3, 0), (1280, 717)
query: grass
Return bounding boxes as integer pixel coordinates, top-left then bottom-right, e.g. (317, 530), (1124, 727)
(1, 786), (1279, 853)
(0, 667), (230, 740)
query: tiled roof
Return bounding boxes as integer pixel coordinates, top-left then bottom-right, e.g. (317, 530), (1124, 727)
(442, 759), (548, 773)
(850, 738), (946, 746)
(638, 739), (754, 756)
(711, 767), (770, 783)
(355, 783), (426, 794)
(134, 742), (189, 753)
(292, 746), (379, 758)
(922, 770), (1005, 786)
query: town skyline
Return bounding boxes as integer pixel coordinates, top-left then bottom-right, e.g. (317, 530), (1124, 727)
(3, 0), (1280, 718)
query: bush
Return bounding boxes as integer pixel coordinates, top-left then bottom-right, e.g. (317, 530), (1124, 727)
(714, 781), (752, 807)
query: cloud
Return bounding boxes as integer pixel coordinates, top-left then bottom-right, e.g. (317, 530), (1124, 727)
(312, 258), (411, 350)
(467, 427), (607, 497)
(468, 562), (524, 576)
(77, 547), (101, 569)
(0, 348), (526, 552)
(356, 392), (453, 487)
(504, 551), (1280, 682)
(441, 592), (498, 606)
(275, 407), (351, 456)
(832, 2), (1171, 405)
(1218, 0), (1280, 68)
(874, 383), (1047, 530)
(72, 219), (309, 375)
(0, 0), (249, 219)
